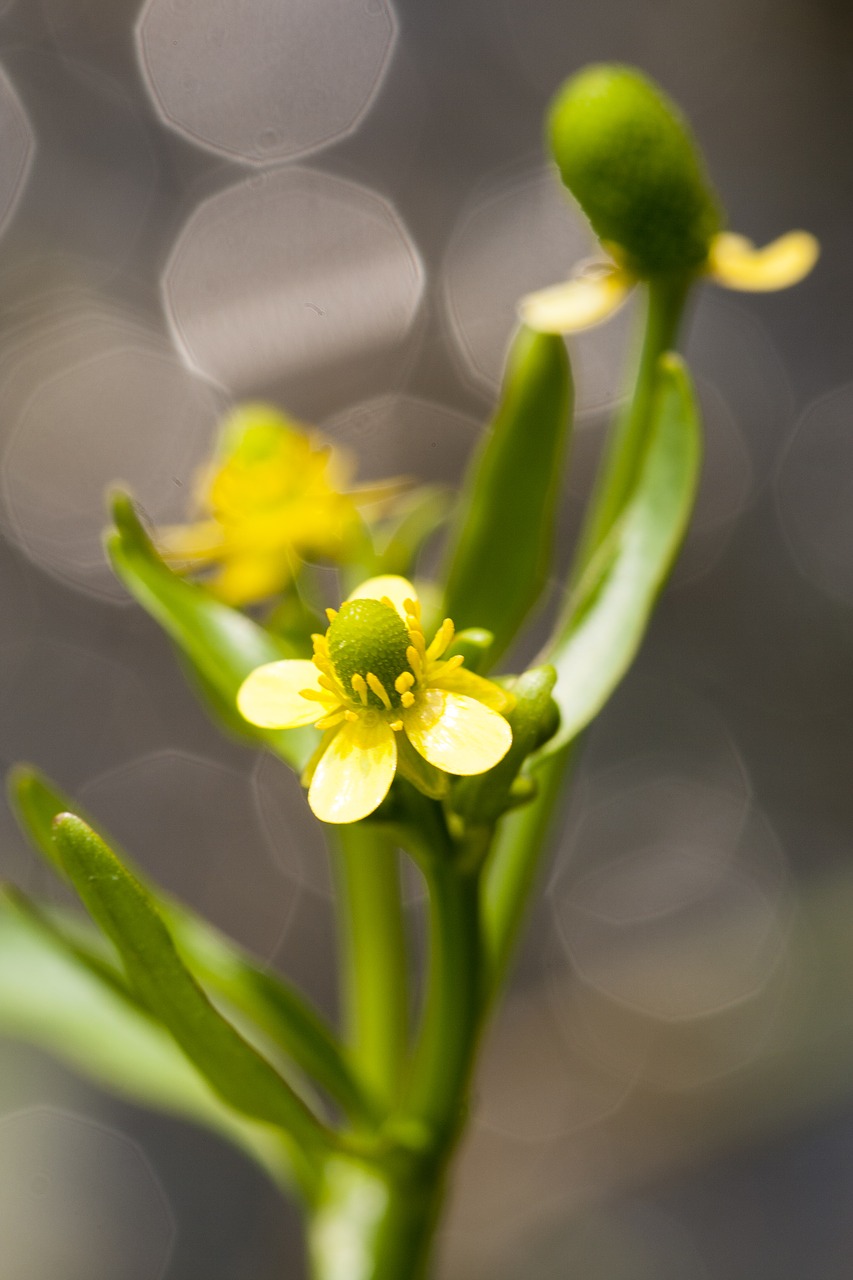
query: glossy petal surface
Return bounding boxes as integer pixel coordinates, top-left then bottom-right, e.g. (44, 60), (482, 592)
(403, 689), (511, 775)
(347, 574), (417, 618)
(237, 660), (322, 728)
(308, 716), (397, 823)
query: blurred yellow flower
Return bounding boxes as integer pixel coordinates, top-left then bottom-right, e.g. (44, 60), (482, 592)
(519, 229), (819, 334)
(159, 403), (383, 606)
(237, 575), (514, 824)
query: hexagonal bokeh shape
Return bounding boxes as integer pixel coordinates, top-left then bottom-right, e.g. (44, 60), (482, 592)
(322, 392), (479, 486)
(0, 63), (33, 239)
(80, 749), (301, 960)
(0, 301), (225, 599)
(0, 1106), (173, 1280)
(442, 164), (634, 417)
(163, 166), (424, 401)
(136, 0), (397, 165)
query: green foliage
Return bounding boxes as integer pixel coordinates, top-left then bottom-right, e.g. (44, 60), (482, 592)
(106, 493), (316, 771)
(441, 326), (573, 663)
(52, 814), (330, 1185)
(9, 765), (374, 1126)
(549, 64), (721, 276)
(542, 353), (701, 752)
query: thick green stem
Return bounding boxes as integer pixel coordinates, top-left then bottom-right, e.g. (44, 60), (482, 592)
(406, 859), (482, 1146)
(331, 824), (409, 1113)
(572, 273), (689, 577)
(308, 1152), (443, 1280)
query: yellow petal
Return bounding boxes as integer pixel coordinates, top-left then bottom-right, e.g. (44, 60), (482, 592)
(347, 575), (417, 620)
(518, 265), (633, 333)
(308, 715), (397, 823)
(431, 666), (514, 713)
(237, 660), (324, 728)
(707, 231), (819, 292)
(403, 690), (511, 776)
(211, 552), (291, 606)
(158, 520), (226, 563)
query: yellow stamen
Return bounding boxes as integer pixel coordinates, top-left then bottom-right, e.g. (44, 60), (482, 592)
(315, 710), (346, 729)
(389, 719), (404, 732)
(395, 672), (415, 694)
(406, 646), (423, 682)
(325, 607), (338, 623)
(426, 619), (455, 661)
(298, 687), (333, 703)
(318, 675), (339, 694)
(431, 654), (465, 679)
(344, 709), (359, 722)
(400, 691), (415, 708)
(351, 673), (369, 706)
(366, 672), (392, 711)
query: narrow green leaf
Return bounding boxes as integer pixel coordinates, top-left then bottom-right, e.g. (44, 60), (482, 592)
(541, 353), (701, 754)
(9, 765), (374, 1125)
(441, 326), (573, 663)
(0, 897), (292, 1187)
(105, 493), (315, 772)
(52, 813), (330, 1174)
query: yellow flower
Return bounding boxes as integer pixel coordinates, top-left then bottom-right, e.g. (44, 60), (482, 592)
(237, 575), (514, 824)
(518, 230), (819, 334)
(159, 403), (387, 606)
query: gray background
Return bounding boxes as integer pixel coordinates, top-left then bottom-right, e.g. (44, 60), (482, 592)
(1, 1), (853, 1276)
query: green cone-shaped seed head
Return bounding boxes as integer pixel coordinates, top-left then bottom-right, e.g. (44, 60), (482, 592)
(327, 599), (412, 708)
(548, 64), (722, 277)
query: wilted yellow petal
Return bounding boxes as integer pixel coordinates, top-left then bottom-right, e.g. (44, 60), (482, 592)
(707, 231), (819, 292)
(518, 265), (633, 333)
(347, 575), (417, 620)
(237, 660), (324, 728)
(403, 690), (511, 776)
(431, 666), (514, 713)
(308, 716), (397, 823)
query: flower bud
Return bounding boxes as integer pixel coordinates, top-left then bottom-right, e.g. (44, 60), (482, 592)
(548, 64), (721, 277)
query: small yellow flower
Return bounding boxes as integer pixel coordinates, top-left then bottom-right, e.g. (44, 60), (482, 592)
(159, 403), (390, 606)
(237, 575), (514, 824)
(518, 230), (819, 334)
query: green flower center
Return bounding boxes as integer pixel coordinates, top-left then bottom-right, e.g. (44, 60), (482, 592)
(326, 599), (412, 709)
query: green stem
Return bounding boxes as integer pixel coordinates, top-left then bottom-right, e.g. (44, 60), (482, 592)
(309, 1152), (443, 1280)
(331, 823), (409, 1114)
(572, 273), (689, 577)
(406, 857), (482, 1146)
(481, 743), (574, 1007)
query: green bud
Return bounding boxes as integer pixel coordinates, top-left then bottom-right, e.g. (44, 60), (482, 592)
(548, 64), (721, 277)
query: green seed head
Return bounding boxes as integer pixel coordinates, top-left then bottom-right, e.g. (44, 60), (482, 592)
(548, 64), (722, 277)
(326, 599), (412, 708)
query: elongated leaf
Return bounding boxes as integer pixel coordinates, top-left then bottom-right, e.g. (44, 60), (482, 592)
(0, 897), (291, 1187)
(441, 326), (573, 663)
(9, 764), (372, 1124)
(542, 353), (701, 753)
(105, 494), (315, 772)
(52, 814), (329, 1179)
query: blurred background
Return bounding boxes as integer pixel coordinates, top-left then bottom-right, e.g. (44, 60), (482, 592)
(0, 0), (852, 1276)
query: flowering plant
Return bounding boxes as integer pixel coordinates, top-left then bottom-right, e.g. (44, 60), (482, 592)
(0, 65), (814, 1278)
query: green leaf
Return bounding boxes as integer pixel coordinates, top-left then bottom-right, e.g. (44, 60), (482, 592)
(9, 765), (374, 1126)
(105, 493), (315, 772)
(51, 813), (330, 1182)
(0, 895), (292, 1188)
(542, 353), (701, 753)
(441, 326), (573, 664)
